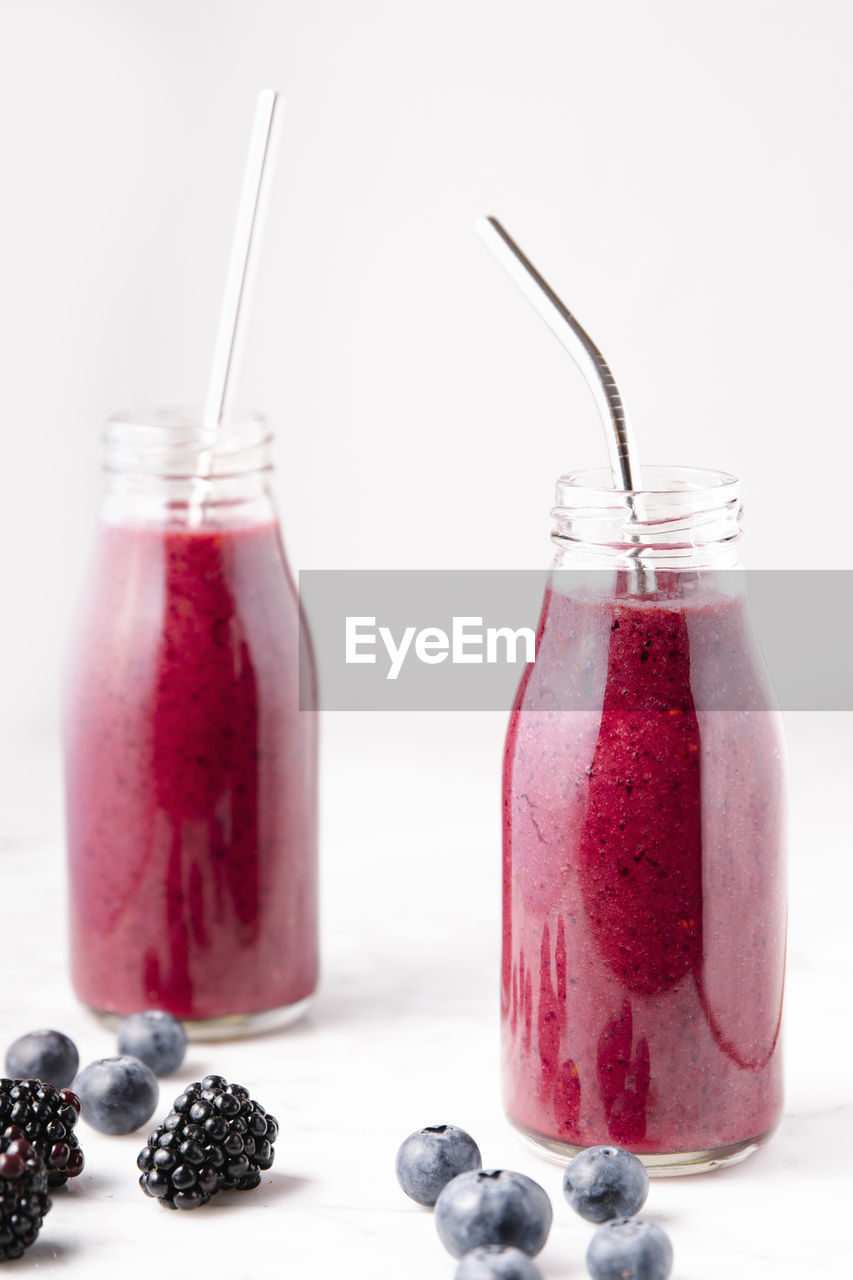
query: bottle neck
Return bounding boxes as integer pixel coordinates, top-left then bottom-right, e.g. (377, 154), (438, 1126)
(550, 466), (744, 574)
(100, 409), (277, 528)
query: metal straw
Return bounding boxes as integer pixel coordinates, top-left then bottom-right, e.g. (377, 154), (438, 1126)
(475, 216), (640, 491)
(475, 215), (649, 589)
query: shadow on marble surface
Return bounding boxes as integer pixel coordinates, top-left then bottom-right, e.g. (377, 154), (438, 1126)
(62, 1169), (116, 1198)
(21, 1235), (81, 1264)
(710, 1102), (853, 1181)
(209, 1170), (315, 1209)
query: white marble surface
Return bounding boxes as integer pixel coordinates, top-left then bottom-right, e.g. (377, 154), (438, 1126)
(1, 711), (850, 1277)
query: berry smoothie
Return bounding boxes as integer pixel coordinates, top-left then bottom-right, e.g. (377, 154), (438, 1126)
(64, 519), (318, 1023)
(502, 579), (786, 1160)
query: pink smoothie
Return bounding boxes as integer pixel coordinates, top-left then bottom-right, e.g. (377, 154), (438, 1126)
(64, 520), (318, 1021)
(502, 580), (786, 1155)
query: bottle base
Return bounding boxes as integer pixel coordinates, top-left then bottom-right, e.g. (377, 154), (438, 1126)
(85, 995), (314, 1041)
(509, 1118), (778, 1176)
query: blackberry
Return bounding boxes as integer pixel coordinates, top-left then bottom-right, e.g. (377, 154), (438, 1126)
(0, 1080), (84, 1189)
(0, 1125), (52, 1261)
(137, 1075), (277, 1210)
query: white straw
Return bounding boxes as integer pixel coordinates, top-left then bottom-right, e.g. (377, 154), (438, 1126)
(202, 88), (284, 438)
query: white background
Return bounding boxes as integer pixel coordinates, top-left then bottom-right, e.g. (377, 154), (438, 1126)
(2, 0), (853, 737)
(0, 1), (851, 1276)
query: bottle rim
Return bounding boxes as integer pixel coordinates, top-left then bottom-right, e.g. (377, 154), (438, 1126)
(555, 465), (739, 502)
(104, 407), (273, 479)
(552, 465), (742, 553)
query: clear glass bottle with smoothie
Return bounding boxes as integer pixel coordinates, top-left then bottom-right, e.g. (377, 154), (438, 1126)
(63, 410), (318, 1034)
(502, 467), (786, 1172)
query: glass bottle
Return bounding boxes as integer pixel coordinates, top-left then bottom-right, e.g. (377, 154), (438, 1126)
(64, 410), (318, 1035)
(502, 467), (786, 1172)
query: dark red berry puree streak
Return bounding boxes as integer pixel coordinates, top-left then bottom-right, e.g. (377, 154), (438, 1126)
(502, 581), (786, 1153)
(65, 520), (318, 1020)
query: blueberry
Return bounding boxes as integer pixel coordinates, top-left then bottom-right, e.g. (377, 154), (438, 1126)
(395, 1125), (482, 1206)
(562, 1145), (649, 1223)
(5, 1030), (79, 1089)
(586, 1218), (673, 1280)
(435, 1169), (552, 1259)
(455, 1244), (544, 1279)
(75, 1057), (159, 1134)
(116, 1011), (187, 1076)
